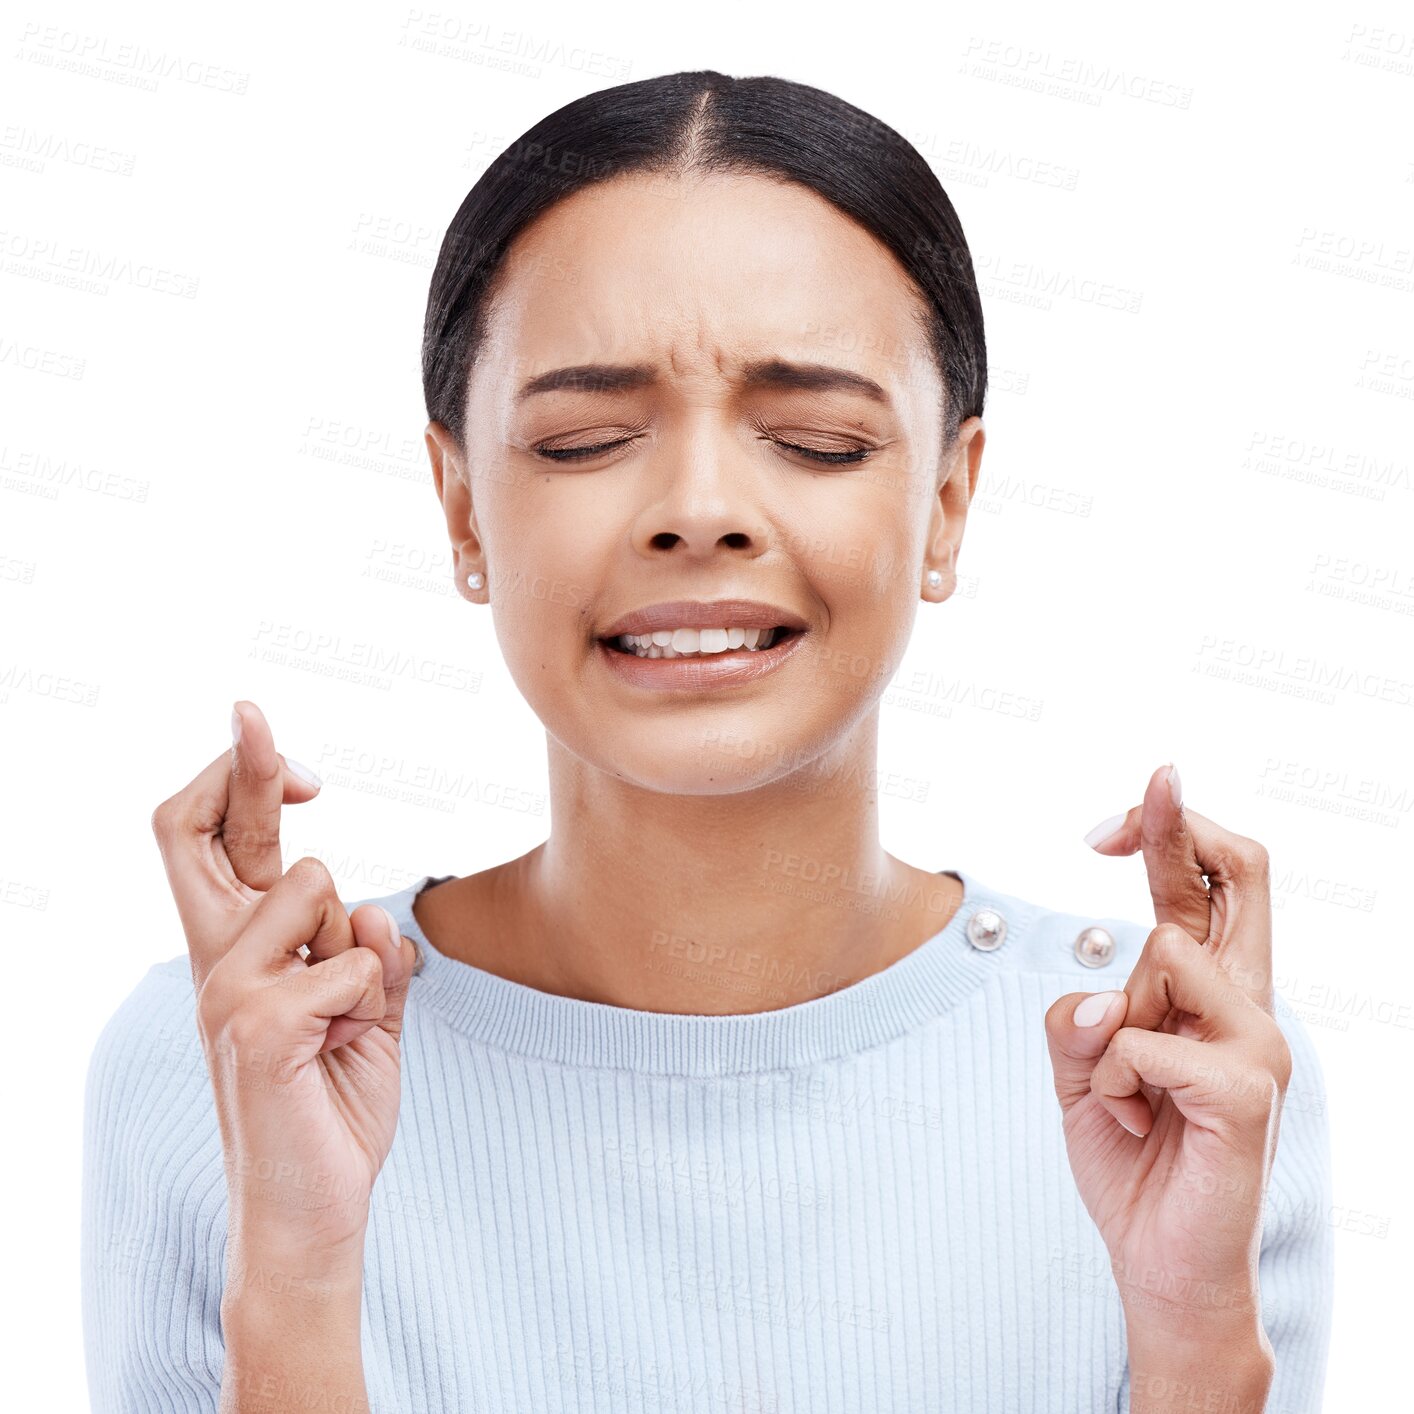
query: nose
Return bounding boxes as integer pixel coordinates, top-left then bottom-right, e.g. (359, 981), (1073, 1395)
(627, 417), (771, 562)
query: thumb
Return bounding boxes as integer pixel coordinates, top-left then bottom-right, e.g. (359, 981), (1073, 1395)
(352, 904), (417, 1045)
(381, 929), (419, 1045)
(1043, 988), (1129, 1111)
(318, 904), (416, 1050)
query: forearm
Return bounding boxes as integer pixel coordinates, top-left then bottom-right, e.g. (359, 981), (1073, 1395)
(1126, 1313), (1275, 1413)
(220, 1232), (369, 1414)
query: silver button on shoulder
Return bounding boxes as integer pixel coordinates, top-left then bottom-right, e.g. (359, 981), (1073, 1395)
(966, 907), (1008, 952)
(1074, 926), (1115, 968)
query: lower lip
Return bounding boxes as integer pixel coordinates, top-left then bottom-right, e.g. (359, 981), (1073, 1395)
(595, 630), (808, 691)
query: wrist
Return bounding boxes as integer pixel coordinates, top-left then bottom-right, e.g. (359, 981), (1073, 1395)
(222, 1152), (372, 1257)
(1126, 1317), (1275, 1413)
(1110, 1251), (1262, 1334)
(224, 1169), (372, 1237)
(228, 1199), (369, 1274)
(223, 1222), (366, 1325)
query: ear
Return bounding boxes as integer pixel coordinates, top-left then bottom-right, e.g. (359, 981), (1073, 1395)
(924, 416), (984, 601)
(425, 421), (486, 603)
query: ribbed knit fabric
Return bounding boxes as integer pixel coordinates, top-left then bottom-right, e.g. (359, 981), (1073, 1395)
(82, 867), (1333, 1412)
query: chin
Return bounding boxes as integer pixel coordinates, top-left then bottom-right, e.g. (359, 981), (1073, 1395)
(588, 706), (859, 796)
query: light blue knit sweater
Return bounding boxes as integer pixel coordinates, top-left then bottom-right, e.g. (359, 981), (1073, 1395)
(82, 867), (1332, 1412)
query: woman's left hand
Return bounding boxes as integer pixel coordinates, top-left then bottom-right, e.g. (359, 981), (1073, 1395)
(1044, 764), (1289, 1405)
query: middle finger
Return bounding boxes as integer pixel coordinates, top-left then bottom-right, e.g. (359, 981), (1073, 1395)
(1123, 922), (1256, 1038)
(1087, 766), (1275, 1010)
(153, 720), (320, 984)
(227, 700), (297, 893)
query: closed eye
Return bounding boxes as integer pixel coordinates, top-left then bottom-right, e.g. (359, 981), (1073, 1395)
(533, 437), (639, 463)
(768, 438), (873, 466)
(532, 435), (875, 465)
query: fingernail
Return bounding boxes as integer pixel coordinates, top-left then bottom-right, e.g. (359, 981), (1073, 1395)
(1166, 762), (1182, 809)
(230, 704), (243, 746)
(285, 757), (322, 789)
(1073, 990), (1123, 1027)
(1118, 1116), (1148, 1138)
(379, 906), (401, 951)
(1083, 812), (1126, 849)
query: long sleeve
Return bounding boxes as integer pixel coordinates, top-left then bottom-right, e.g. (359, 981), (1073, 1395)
(77, 866), (1337, 1412)
(1254, 1000), (1335, 1410)
(1116, 1000), (1335, 1412)
(81, 960), (229, 1412)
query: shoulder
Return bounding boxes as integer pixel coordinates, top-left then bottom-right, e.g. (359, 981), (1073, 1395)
(85, 953), (209, 1104)
(83, 953), (226, 1227)
(950, 867), (1152, 984)
(82, 959), (228, 1408)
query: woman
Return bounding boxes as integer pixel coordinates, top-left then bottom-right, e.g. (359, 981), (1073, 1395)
(82, 70), (1331, 1412)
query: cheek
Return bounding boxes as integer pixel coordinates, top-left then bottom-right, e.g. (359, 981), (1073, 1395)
(796, 481), (920, 603)
(793, 486), (922, 682)
(481, 482), (604, 637)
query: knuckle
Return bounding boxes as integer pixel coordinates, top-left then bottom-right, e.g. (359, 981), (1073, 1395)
(197, 962), (279, 1049)
(195, 967), (232, 1031)
(286, 855), (335, 897)
(221, 1008), (262, 1054)
(1203, 841), (1240, 879)
(198, 967), (265, 1038)
(1236, 835), (1271, 879)
(150, 797), (180, 844)
(1145, 924), (1191, 971)
(1088, 1042), (1124, 1097)
(153, 790), (226, 845)
(321, 944), (380, 991)
(1202, 1049), (1281, 1121)
(1108, 1026), (1145, 1068)
(195, 990), (220, 1045)
(349, 945), (383, 983)
(1238, 1069), (1282, 1120)
(1267, 1029), (1294, 1090)
(1208, 835), (1270, 887)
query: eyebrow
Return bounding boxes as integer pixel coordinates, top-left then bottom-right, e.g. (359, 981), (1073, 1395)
(514, 358), (890, 405)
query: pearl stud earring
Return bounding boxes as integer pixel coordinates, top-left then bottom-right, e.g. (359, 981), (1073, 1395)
(925, 569), (943, 590)
(467, 571), (484, 590)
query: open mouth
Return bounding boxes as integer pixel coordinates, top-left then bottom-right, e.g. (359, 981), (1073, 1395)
(600, 626), (805, 659)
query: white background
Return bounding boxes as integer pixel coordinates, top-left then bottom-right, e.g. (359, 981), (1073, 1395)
(3, 1), (1409, 1407)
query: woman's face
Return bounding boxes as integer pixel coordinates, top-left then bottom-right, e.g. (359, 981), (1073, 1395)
(428, 169), (983, 794)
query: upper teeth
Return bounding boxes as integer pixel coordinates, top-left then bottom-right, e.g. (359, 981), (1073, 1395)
(612, 626), (784, 658)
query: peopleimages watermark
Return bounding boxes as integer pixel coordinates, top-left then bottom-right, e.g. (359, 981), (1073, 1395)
(396, 9), (632, 81)
(959, 37), (1193, 109)
(758, 848), (957, 913)
(15, 22), (250, 95)
(0, 228), (199, 298)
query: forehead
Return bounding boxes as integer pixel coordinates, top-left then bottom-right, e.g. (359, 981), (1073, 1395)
(476, 170), (934, 396)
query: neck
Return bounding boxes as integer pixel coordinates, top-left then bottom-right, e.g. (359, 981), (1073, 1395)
(421, 710), (963, 1014)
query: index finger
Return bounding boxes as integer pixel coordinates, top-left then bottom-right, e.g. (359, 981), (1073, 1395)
(227, 700), (312, 893)
(150, 710), (322, 985)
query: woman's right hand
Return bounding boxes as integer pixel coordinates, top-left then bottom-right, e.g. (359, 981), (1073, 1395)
(151, 699), (418, 1266)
